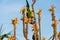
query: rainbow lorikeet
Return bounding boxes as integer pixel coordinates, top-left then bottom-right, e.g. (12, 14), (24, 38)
(26, 0), (34, 18)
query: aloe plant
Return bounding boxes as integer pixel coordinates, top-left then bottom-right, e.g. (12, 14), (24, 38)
(0, 24), (13, 40)
(0, 24), (3, 36)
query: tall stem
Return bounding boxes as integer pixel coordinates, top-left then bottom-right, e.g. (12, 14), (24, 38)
(38, 15), (41, 40)
(23, 13), (26, 38)
(14, 24), (16, 40)
(32, 0), (38, 40)
(52, 10), (57, 40)
(22, 13), (28, 40)
(12, 18), (18, 40)
(52, 24), (57, 40)
(26, 23), (28, 40)
(32, 0), (36, 21)
(49, 6), (57, 40)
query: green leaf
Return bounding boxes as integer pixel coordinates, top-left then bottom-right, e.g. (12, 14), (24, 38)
(0, 24), (3, 36)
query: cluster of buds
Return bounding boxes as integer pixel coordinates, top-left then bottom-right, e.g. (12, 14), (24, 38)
(8, 36), (15, 40)
(12, 18), (18, 25)
(32, 23), (39, 31)
(58, 32), (60, 40)
(21, 16), (33, 24)
(41, 37), (46, 40)
(57, 32), (60, 40)
(52, 20), (58, 27)
(36, 9), (43, 15)
(49, 5), (55, 12)
(49, 5), (55, 21)
(20, 7), (27, 13)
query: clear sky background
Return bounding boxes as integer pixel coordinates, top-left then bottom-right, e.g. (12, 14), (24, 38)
(0, 0), (60, 40)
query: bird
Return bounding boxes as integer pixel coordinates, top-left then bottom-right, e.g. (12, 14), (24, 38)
(26, 0), (34, 18)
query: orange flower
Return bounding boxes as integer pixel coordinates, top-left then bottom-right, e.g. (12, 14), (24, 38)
(32, 23), (39, 31)
(8, 36), (15, 40)
(28, 17), (32, 22)
(20, 7), (27, 13)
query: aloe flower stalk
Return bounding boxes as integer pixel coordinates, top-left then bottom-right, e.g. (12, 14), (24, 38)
(32, 0), (39, 40)
(32, 0), (36, 20)
(12, 18), (18, 40)
(49, 5), (57, 40)
(37, 9), (43, 40)
(25, 23), (28, 40)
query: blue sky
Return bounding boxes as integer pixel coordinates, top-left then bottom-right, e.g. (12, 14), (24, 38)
(0, 0), (60, 40)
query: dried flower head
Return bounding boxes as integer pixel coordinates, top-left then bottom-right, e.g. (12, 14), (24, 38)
(49, 5), (55, 11)
(32, 23), (39, 31)
(52, 20), (58, 27)
(37, 9), (43, 15)
(41, 37), (46, 40)
(20, 7), (27, 13)
(58, 32), (60, 39)
(12, 18), (18, 25)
